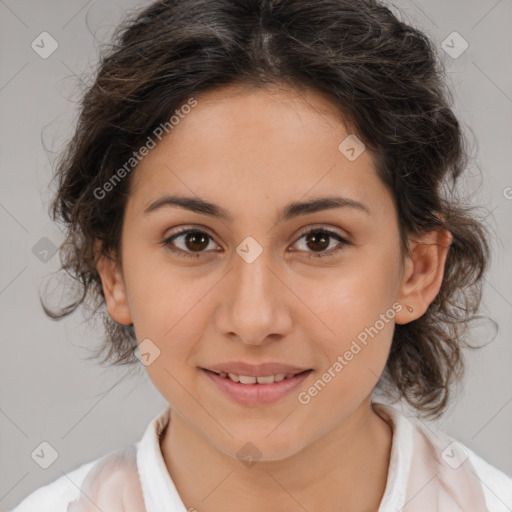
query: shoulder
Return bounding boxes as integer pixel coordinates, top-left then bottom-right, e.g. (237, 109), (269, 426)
(9, 443), (141, 512)
(463, 442), (512, 511)
(9, 459), (97, 512)
(414, 415), (512, 510)
(373, 402), (512, 511)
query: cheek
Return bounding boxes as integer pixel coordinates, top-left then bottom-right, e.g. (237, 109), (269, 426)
(119, 253), (202, 399)
(122, 242), (205, 333)
(122, 249), (218, 374)
(298, 284), (395, 415)
(295, 248), (399, 380)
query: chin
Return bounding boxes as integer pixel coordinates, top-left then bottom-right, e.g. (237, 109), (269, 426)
(215, 430), (306, 464)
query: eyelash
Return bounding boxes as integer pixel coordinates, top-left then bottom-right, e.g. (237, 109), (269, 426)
(161, 227), (352, 259)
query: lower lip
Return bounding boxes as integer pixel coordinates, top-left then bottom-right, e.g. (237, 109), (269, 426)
(201, 369), (313, 407)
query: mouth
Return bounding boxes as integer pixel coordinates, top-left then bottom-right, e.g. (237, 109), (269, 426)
(202, 368), (312, 384)
(200, 368), (314, 407)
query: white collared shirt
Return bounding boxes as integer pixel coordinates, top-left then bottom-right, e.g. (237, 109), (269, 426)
(10, 403), (512, 511)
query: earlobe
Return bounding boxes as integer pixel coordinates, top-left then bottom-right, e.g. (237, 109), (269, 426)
(95, 244), (133, 326)
(395, 228), (452, 325)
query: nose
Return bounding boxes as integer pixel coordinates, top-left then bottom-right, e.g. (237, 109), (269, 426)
(215, 247), (293, 346)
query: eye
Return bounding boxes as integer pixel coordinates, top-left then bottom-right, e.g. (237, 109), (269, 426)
(161, 228), (220, 258)
(161, 226), (352, 259)
(291, 227), (352, 259)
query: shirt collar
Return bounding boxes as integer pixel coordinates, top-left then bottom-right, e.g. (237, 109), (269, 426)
(136, 401), (412, 511)
(373, 402), (413, 511)
(136, 405), (186, 510)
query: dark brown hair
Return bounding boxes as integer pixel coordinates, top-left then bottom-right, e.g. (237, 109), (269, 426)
(43, 0), (491, 418)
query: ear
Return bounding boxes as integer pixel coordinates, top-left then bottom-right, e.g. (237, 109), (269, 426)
(94, 240), (133, 326)
(395, 227), (452, 325)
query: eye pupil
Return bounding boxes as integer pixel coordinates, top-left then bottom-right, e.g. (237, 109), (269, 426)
(185, 231), (209, 251)
(306, 232), (329, 252)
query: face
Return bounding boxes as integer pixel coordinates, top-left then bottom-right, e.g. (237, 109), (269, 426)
(97, 83), (445, 461)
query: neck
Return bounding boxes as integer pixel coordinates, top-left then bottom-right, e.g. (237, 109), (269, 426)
(161, 397), (392, 512)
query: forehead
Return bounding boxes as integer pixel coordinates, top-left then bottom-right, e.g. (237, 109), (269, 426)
(127, 84), (391, 220)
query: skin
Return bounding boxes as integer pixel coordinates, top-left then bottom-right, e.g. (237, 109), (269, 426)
(96, 83), (451, 512)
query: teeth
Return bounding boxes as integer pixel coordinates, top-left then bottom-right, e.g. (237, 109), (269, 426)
(222, 372), (291, 384)
(256, 375), (277, 384)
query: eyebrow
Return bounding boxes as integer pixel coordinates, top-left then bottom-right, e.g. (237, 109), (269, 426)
(143, 194), (370, 222)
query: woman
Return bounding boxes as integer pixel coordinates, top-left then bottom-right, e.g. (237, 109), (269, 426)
(11, 0), (512, 510)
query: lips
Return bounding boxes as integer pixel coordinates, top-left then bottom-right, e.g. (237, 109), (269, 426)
(202, 362), (311, 377)
(201, 366), (313, 406)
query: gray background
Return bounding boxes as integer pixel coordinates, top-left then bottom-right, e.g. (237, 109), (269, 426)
(1, 0), (511, 509)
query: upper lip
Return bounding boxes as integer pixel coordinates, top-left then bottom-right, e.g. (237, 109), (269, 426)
(203, 362), (312, 377)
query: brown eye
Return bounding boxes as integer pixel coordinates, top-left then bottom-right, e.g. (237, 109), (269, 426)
(182, 231), (210, 251)
(292, 228), (352, 259)
(162, 226), (351, 260)
(304, 231), (330, 252)
(163, 229), (219, 258)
